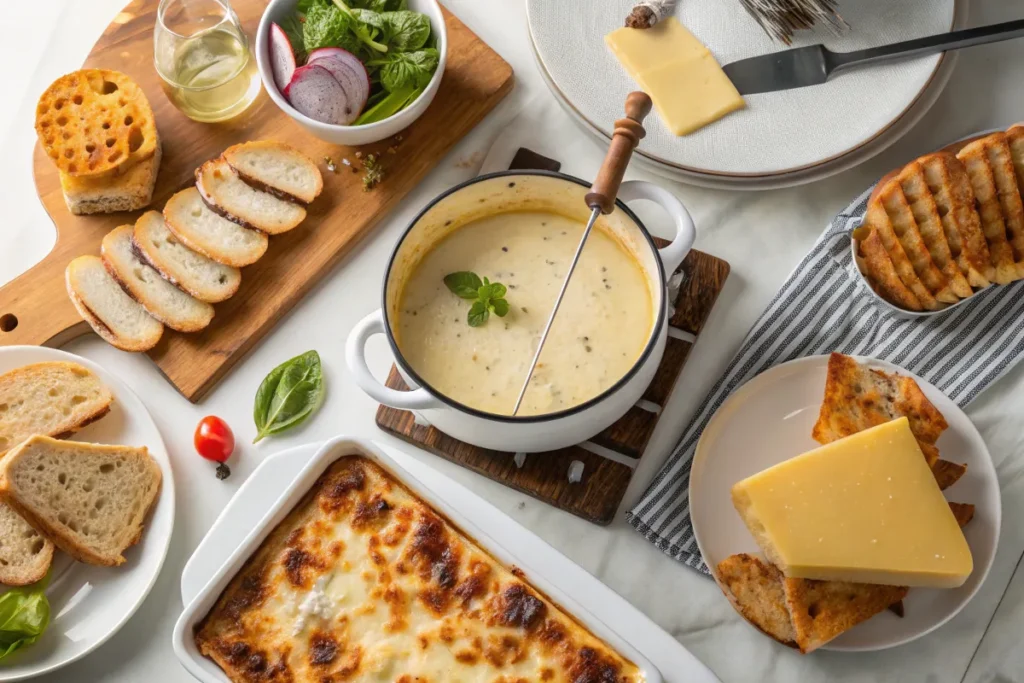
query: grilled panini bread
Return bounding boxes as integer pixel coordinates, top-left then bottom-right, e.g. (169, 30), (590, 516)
(163, 188), (268, 267)
(196, 158), (306, 235)
(855, 124), (1024, 310)
(66, 256), (164, 352)
(0, 436), (162, 567)
(101, 225), (214, 332)
(222, 141), (323, 204)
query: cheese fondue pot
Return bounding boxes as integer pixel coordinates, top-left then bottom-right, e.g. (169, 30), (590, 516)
(346, 170), (696, 452)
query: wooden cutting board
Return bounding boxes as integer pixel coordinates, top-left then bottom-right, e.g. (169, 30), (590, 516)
(0, 0), (513, 401)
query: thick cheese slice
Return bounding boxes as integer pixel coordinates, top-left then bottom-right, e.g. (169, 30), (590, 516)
(731, 417), (972, 588)
(605, 18), (745, 136)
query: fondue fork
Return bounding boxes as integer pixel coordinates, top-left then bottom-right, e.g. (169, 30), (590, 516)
(512, 92), (654, 416)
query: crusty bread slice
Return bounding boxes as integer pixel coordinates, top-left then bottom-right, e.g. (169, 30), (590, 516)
(0, 503), (53, 586)
(133, 211), (241, 303)
(60, 140), (161, 215)
(983, 133), (1024, 270)
(862, 200), (942, 310)
(717, 553), (798, 648)
(196, 158), (306, 235)
(101, 225), (214, 333)
(1008, 125), (1024, 191)
(933, 459), (967, 491)
(163, 188), (268, 268)
(0, 435), (162, 567)
(65, 256), (164, 352)
(853, 225), (924, 312)
(958, 138), (1019, 284)
(223, 141), (323, 204)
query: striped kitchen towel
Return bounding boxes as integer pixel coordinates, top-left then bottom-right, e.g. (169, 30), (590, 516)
(626, 185), (1024, 575)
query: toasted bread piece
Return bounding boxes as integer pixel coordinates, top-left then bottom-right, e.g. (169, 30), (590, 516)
(101, 225), (214, 332)
(958, 139), (1019, 284)
(59, 140), (161, 215)
(898, 162), (973, 298)
(163, 188), (268, 268)
(196, 158), (306, 235)
(35, 69), (158, 178)
(1008, 125), (1024, 190)
(0, 435), (162, 567)
(717, 554), (797, 648)
(222, 141), (323, 204)
(132, 211), (241, 303)
(920, 152), (993, 287)
(0, 503), (53, 586)
(877, 181), (959, 303)
(984, 134), (1024, 267)
(949, 502), (975, 528)
(933, 460), (967, 491)
(66, 256), (164, 352)
(862, 200), (942, 310)
(812, 353), (947, 465)
(854, 225), (923, 311)
(783, 574), (907, 653)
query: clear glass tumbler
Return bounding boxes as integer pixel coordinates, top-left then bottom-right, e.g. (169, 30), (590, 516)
(154, 0), (261, 122)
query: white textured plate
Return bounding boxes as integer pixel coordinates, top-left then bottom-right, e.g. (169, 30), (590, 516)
(690, 355), (999, 651)
(0, 346), (174, 680)
(177, 439), (720, 683)
(528, 0), (958, 179)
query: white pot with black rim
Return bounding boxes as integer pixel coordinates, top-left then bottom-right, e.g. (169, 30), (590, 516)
(346, 169), (696, 453)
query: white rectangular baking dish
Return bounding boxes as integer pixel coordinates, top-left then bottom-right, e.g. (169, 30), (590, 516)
(172, 436), (665, 682)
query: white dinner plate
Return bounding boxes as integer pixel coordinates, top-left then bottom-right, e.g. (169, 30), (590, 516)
(689, 355), (1000, 651)
(0, 346), (174, 680)
(179, 440), (720, 683)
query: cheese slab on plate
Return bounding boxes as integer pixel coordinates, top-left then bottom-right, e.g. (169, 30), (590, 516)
(689, 355), (998, 651)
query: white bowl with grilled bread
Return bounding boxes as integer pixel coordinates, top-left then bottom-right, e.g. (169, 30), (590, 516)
(851, 125), (1024, 317)
(690, 354), (999, 653)
(0, 346), (172, 680)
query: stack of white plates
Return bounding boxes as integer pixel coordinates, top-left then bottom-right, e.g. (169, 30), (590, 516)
(527, 0), (966, 189)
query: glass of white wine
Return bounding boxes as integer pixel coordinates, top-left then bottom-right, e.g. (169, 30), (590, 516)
(154, 0), (261, 122)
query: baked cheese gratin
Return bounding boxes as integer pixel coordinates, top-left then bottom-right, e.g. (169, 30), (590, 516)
(194, 456), (643, 682)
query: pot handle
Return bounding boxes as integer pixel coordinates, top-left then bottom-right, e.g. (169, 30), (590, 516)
(345, 310), (441, 410)
(617, 180), (696, 276)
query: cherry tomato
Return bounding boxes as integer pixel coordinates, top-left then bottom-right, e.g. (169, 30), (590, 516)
(195, 416), (235, 463)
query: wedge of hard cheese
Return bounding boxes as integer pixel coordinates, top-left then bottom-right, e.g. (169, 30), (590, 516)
(731, 417), (972, 588)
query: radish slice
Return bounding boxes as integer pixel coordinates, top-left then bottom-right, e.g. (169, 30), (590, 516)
(307, 47), (371, 117)
(284, 64), (358, 125)
(268, 23), (297, 93)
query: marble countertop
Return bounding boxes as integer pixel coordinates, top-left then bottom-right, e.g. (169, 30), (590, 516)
(1, 1), (1023, 681)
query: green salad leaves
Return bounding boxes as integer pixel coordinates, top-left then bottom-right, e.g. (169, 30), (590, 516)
(253, 351), (325, 443)
(444, 273), (511, 327)
(0, 574), (50, 662)
(296, 0), (440, 123)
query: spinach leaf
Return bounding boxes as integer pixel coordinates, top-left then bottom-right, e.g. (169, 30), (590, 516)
(330, 0), (389, 53)
(0, 575), (50, 661)
(303, 2), (356, 53)
(253, 351), (325, 443)
(370, 48), (439, 92)
(380, 11), (430, 51)
(279, 14), (308, 63)
(351, 0), (406, 10)
(444, 272), (483, 299)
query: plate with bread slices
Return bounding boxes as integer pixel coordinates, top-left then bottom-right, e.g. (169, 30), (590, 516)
(852, 124), (1024, 316)
(690, 353), (999, 653)
(0, 346), (172, 679)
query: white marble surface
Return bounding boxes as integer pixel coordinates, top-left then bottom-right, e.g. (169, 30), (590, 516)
(1, 1), (1023, 681)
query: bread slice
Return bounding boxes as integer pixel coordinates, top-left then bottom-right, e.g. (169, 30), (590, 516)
(0, 435), (162, 567)
(101, 225), (214, 332)
(854, 225), (924, 312)
(862, 200), (942, 310)
(1008, 125), (1024, 191)
(223, 141), (323, 204)
(66, 256), (164, 352)
(163, 188), (268, 267)
(812, 353), (947, 466)
(0, 504), (53, 586)
(958, 138), (1019, 284)
(983, 133), (1024, 268)
(0, 361), (112, 456)
(132, 211), (241, 303)
(196, 158), (306, 235)
(933, 459), (967, 491)
(60, 140), (161, 215)
(717, 553), (798, 648)
(920, 152), (993, 287)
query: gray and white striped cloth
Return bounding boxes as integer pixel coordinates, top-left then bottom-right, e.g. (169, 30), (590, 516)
(626, 185), (1024, 575)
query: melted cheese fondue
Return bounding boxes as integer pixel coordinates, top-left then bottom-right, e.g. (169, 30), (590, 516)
(395, 211), (654, 416)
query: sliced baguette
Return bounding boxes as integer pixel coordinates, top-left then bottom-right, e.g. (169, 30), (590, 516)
(101, 225), (214, 333)
(163, 188), (268, 268)
(66, 256), (164, 352)
(223, 141), (323, 204)
(0, 504), (53, 586)
(0, 435), (162, 567)
(133, 211), (240, 303)
(196, 157), (306, 235)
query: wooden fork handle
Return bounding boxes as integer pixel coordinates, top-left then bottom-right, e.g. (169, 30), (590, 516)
(585, 91), (653, 214)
